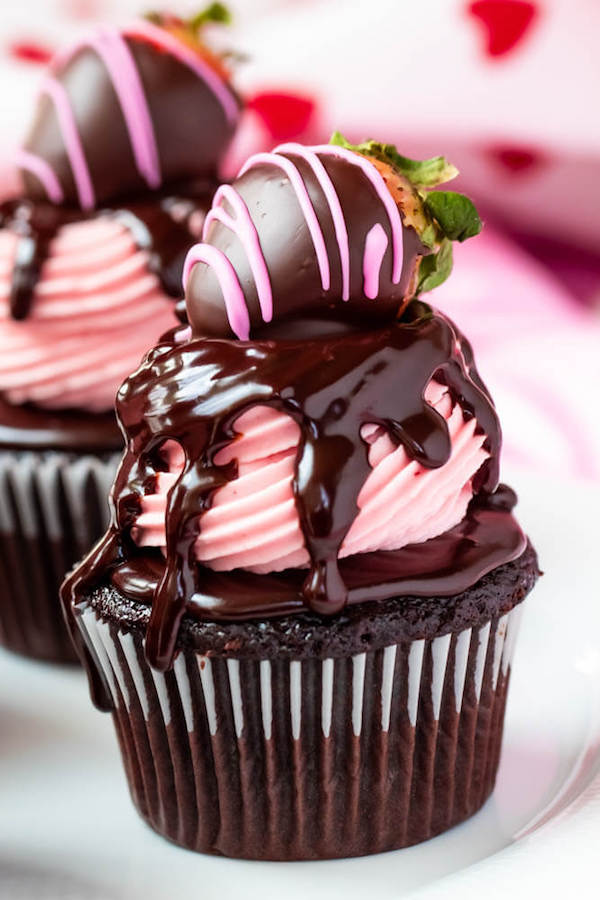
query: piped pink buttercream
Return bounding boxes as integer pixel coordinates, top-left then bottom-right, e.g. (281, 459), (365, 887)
(0, 216), (180, 411)
(133, 381), (489, 574)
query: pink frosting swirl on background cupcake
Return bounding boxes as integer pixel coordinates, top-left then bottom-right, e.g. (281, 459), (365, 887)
(0, 214), (181, 411)
(133, 380), (489, 573)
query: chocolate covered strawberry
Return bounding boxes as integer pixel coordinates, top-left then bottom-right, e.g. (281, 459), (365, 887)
(17, 4), (241, 209)
(184, 132), (482, 339)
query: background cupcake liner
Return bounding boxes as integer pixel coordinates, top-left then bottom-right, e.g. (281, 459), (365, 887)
(0, 449), (118, 663)
(77, 600), (525, 859)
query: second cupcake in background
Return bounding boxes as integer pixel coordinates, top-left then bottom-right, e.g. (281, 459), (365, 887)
(0, 6), (242, 663)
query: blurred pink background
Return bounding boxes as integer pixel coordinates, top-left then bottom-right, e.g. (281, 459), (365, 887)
(1, 0), (599, 479)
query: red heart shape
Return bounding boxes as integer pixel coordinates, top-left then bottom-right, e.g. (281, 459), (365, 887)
(247, 91), (316, 142)
(468, 0), (539, 58)
(486, 143), (547, 174)
(9, 41), (54, 65)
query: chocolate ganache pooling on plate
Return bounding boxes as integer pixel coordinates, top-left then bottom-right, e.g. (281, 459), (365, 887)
(62, 138), (526, 675)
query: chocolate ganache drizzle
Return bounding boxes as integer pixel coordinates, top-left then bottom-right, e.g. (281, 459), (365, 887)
(63, 302), (514, 671)
(0, 186), (214, 323)
(62, 141), (526, 676)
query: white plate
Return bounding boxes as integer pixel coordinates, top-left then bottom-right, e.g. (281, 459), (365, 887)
(0, 468), (598, 900)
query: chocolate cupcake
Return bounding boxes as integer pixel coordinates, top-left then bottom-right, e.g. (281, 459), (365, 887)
(62, 136), (539, 857)
(0, 8), (241, 663)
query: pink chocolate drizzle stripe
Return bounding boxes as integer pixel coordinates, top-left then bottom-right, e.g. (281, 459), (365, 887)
(123, 20), (239, 126)
(203, 184), (273, 323)
(13, 150), (64, 203)
(314, 144), (404, 284)
(184, 145), (408, 337)
(238, 152), (331, 293)
(363, 223), (388, 300)
(274, 143), (351, 301)
(68, 29), (162, 190)
(39, 77), (95, 210)
(183, 243), (250, 339)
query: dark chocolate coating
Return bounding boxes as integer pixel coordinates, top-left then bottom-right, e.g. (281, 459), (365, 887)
(86, 538), (538, 663)
(110, 487), (526, 625)
(0, 394), (121, 452)
(62, 302), (503, 672)
(21, 34), (239, 208)
(187, 154), (426, 339)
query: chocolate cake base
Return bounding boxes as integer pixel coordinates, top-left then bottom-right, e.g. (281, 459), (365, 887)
(0, 448), (118, 663)
(73, 543), (538, 859)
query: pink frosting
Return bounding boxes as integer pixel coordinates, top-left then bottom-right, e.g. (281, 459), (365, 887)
(0, 216), (179, 411)
(132, 381), (489, 574)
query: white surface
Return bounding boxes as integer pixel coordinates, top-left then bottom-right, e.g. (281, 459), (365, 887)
(0, 468), (598, 899)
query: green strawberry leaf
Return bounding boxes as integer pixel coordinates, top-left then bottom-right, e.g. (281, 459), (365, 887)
(424, 191), (482, 242)
(417, 239), (454, 293)
(329, 132), (482, 296)
(330, 132), (458, 188)
(189, 3), (232, 30)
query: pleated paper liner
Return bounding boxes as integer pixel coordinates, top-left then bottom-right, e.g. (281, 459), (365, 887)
(0, 450), (118, 663)
(77, 599), (525, 859)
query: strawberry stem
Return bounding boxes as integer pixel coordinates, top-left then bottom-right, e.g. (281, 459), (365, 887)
(188, 3), (232, 32)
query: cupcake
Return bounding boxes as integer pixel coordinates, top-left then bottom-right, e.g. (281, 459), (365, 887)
(62, 135), (539, 858)
(0, 8), (241, 663)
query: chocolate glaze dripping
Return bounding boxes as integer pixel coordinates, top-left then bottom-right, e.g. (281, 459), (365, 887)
(111, 487), (525, 618)
(0, 202), (59, 320)
(0, 184), (214, 322)
(62, 302), (502, 672)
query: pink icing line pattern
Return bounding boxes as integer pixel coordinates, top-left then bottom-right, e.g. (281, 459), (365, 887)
(183, 243), (250, 340)
(203, 184), (273, 324)
(314, 144), (404, 284)
(363, 223), (388, 299)
(123, 20), (239, 126)
(239, 152), (331, 293)
(38, 76), (95, 210)
(58, 29), (162, 191)
(19, 20), (238, 207)
(12, 150), (64, 204)
(32, 27), (162, 207)
(184, 145), (406, 338)
(274, 142), (351, 301)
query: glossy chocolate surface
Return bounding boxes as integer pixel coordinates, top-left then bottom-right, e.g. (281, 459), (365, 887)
(62, 302), (508, 670)
(21, 31), (239, 208)
(187, 151), (427, 339)
(111, 487), (525, 619)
